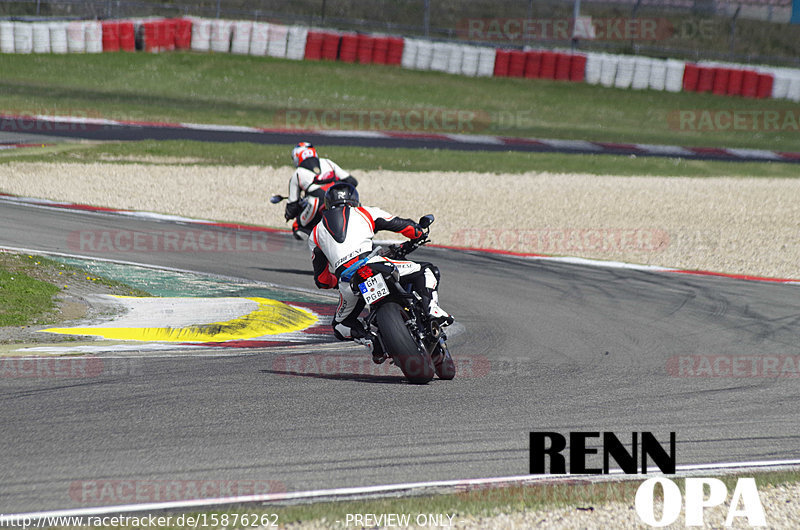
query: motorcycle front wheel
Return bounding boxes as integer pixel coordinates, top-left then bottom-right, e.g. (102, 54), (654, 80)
(375, 302), (435, 384)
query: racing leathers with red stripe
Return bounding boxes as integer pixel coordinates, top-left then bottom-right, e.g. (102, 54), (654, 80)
(308, 205), (447, 342)
(285, 157), (356, 239)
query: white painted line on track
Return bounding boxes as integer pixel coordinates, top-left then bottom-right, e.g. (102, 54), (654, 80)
(178, 122), (264, 133)
(634, 144), (694, 156)
(525, 255), (676, 273)
(3, 459), (799, 522)
(727, 148), (783, 160)
(445, 133), (505, 144)
(538, 139), (604, 151)
(314, 129), (392, 139)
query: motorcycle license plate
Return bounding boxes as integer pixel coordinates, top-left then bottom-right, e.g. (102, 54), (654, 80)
(359, 275), (389, 305)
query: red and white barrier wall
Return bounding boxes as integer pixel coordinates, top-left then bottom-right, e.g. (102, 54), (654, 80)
(1, 17), (799, 102)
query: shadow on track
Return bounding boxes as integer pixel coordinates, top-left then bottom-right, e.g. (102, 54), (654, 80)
(260, 368), (408, 385)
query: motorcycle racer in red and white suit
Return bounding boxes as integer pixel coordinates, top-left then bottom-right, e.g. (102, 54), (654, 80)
(285, 141), (358, 240)
(308, 182), (452, 362)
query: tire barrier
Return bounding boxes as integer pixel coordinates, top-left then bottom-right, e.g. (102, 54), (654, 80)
(303, 30), (324, 60)
(230, 20), (252, 55)
(190, 17), (210, 52)
(585, 52), (603, 85)
(684, 62), (777, 99)
(210, 19), (233, 53)
(507, 50), (525, 77)
(285, 26), (308, 60)
(614, 56), (635, 89)
(249, 22), (269, 56)
(387, 37), (404, 66)
(84, 20), (102, 53)
(414, 39), (434, 70)
(338, 32), (358, 63)
(267, 24), (288, 59)
(539, 50), (557, 78)
(2, 16), (798, 102)
(429, 42), (449, 72)
(0, 21), (13, 53)
(49, 22), (68, 54)
(631, 57), (651, 90)
(373, 36), (389, 65)
(356, 33), (374, 64)
(32, 21), (50, 53)
(648, 59), (667, 91)
(570, 54), (586, 82)
(400, 37), (417, 69)
(599, 55), (617, 87)
(493, 49), (510, 77)
(13, 22), (33, 54)
(320, 31), (340, 61)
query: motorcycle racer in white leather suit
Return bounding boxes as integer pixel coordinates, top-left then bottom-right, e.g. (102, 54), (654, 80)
(308, 182), (452, 362)
(285, 142), (358, 240)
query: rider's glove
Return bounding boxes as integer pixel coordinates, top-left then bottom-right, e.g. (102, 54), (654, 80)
(284, 200), (302, 221)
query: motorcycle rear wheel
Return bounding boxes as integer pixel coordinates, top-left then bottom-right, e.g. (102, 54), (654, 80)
(376, 302), (434, 384)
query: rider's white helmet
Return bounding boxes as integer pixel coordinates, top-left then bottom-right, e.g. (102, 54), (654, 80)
(291, 142), (316, 167)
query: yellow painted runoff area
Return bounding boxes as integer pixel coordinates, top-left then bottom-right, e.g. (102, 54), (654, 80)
(43, 297), (316, 342)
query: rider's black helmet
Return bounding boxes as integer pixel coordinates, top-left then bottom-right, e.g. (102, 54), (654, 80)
(324, 182), (360, 209)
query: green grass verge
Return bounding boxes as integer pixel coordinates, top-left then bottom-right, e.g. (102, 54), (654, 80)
(0, 252), (150, 328)
(0, 258), (60, 326)
(2, 140), (799, 178)
(45, 469), (800, 529)
(0, 53), (797, 151)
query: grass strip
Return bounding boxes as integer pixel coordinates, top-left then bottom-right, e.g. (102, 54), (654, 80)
(2, 140), (799, 178)
(0, 260), (60, 326)
(0, 252), (150, 328)
(0, 53), (797, 151)
(42, 469), (800, 529)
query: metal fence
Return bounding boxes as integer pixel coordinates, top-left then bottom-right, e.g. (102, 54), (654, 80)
(1, 0), (798, 65)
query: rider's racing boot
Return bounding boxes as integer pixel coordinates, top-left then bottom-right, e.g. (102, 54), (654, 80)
(291, 221), (312, 241)
(353, 331), (387, 364)
(428, 299), (454, 327)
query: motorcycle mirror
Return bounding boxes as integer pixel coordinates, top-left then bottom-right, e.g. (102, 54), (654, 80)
(270, 195), (284, 204)
(418, 214), (435, 229)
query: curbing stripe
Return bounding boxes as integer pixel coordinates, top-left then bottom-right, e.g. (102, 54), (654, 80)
(2, 114), (800, 163)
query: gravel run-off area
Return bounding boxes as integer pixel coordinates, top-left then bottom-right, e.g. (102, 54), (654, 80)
(2, 162), (799, 279)
(2, 162), (799, 528)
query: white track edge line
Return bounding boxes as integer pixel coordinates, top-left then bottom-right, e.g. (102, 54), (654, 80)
(3, 459), (800, 521)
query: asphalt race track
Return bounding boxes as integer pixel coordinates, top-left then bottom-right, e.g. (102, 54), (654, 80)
(2, 198), (800, 514)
